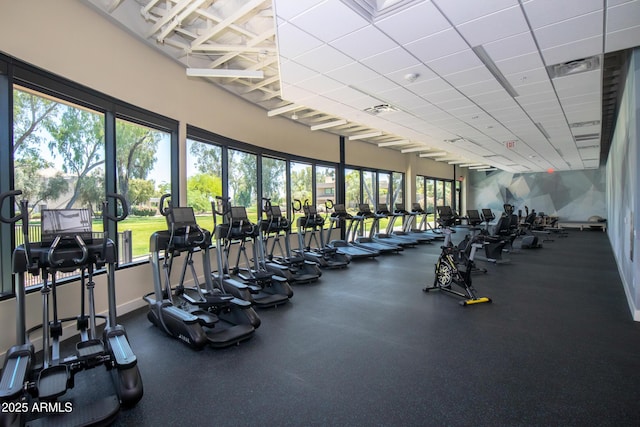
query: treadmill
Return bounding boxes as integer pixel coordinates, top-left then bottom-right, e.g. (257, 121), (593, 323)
(349, 204), (402, 254)
(326, 203), (379, 259)
(373, 203), (420, 247)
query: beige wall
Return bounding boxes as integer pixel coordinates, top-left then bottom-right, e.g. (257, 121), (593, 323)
(0, 0), (461, 360)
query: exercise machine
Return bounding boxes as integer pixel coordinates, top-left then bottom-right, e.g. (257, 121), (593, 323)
(324, 202), (379, 259)
(143, 195), (259, 349)
(212, 197), (293, 307)
(292, 199), (351, 269)
(260, 198), (322, 284)
(422, 208), (491, 306)
(0, 190), (143, 427)
(411, 203), (445, 240)
(347, 204), (402, 254)
(393, 203), (434, 243)
(373, 204), (420, 247)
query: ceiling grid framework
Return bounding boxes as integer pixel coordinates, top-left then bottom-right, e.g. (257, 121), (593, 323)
(84, 0), (640, 172)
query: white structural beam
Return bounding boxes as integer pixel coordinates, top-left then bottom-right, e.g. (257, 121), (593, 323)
(377, 140), (410, 147)
(267, 103), (304, 117)
(419, 151), (448, 158)
(400, 146), (429, 153)
(310, 119), (347, 131)
(348, 131), (383, 140)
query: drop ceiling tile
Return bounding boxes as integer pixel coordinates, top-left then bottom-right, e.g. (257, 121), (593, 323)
(276, 22), (323, 58)
(427, 49), (484, 76)
(294, 44), (354, 73)
(460, 81), (507, 97)
(385, 65), (438, 86)
(355, 75), (402, 95)
(481, 32), (538, 62)
(296, 74), (345, 94)
(279, 59), (318, 84)
(274, 0), (327, 20)
(432, 0), (518, 25)
(456, 6), (528, 46)
(605, 25), (640, 52)
(607, 0), (640, 31)
(375, 1), (450, 44)
(330, 25), (398, 61)
(505, 67), (549, 88)
(361, 47), (421, 75)
(540, 36), (603, 66)
(516, 91), (556, 106)
(405, 29), (469, 63)
(533, 11), (603, 50)
(326, 62), (382, 85)
(289, 1), (369, 43)
(444, 66), (494, 87)
(514, 79), (554, 96)
(522, 0), (602, 29)
(408, 77), (453, 98)
(495, 52), (545, 75)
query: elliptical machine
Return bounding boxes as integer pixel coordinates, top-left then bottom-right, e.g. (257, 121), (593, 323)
(260, 198), (322, 284)
(292, 199), (350, 269)
(423, 206), (491, 306)
(212, 197), (293, 308)
(0, 190), (143, 427)
(143, 195), (259, 349)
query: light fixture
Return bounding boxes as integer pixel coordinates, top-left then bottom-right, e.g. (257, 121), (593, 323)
(472, 45), (519, 98)
(403, 73), (419, 83)
(310, 119), (347, 131)
(186, 68), (264, 79)
(348, 131), (383, 140)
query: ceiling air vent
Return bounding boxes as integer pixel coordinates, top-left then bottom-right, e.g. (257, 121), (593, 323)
(574, 133), (600, 142)
(341, 0), (422, 22)
(548, 56), (600, 78)
(364, 104), (400, 115)
(570, 120), (601, 128)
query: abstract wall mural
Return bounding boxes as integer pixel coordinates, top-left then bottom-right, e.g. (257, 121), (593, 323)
(467, 168), (606, 221)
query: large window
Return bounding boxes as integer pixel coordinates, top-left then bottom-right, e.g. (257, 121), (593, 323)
(392, 172), (403, 208)
(378, 172), (391, 207)
(262, 156), (287, 212)
(116, 118), (171, 262)
(344, 168), (360, 214)
(186, 138), (222, 232)
(290, 161), (312, 217)
(13, 87), (105, 287)
(362, 170), (376, 210)
(228, 148), (258, 222)
(315, 165), (336, 214)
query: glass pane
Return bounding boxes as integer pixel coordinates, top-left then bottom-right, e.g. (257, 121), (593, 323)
(444, 181), (453, 210)
(315, 165), (336, 215)
(378, 172), (391, 206)
(426, 179), (435, 226)
(228, 149), (258, 223)
(290, 161), (312, 220)
(262, 156), (287, 208)
(115, 119), (171, 263)
(362, 170), (376, 209)
(344, 168), (360, 215)
(415, 176), (425, 209)
(13, 87), (105, 288)
(186, 138), (221, 233)
(392, 172), (403, 206)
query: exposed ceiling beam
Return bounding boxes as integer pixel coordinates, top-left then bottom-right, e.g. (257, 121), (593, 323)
(400, 146), (429, 153)
(468, 165), (491, 169)
(419, 152), (448, 158)
(267, 103), (304, 117)
(377, 140), (410, 147)
(191, 0), (267, 48)
(187, 68), (264, 79)
(348, 131), (383, 140)
(459, 163), (484, 167)
(146, 0), (195, 39)
(310, 119), (348, 131)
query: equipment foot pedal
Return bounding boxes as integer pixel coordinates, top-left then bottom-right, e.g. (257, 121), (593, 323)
(37, 366), (70, 400)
